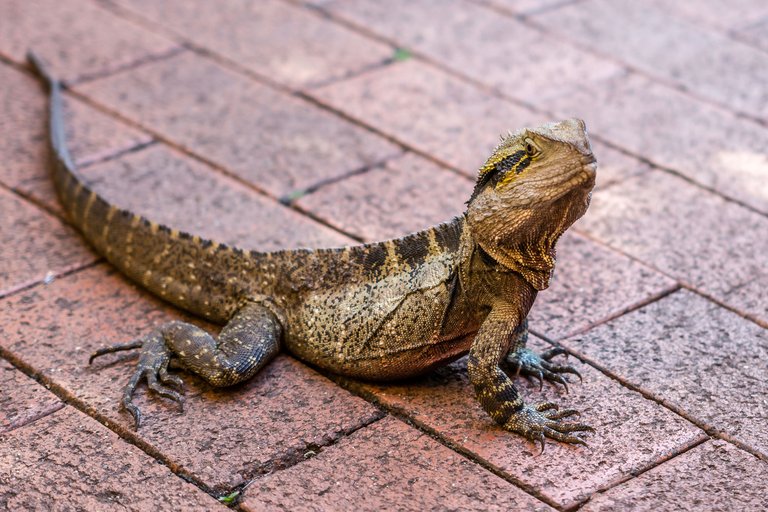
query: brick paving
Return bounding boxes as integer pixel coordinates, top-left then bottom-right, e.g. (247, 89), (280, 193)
(0, 0), (766, 510)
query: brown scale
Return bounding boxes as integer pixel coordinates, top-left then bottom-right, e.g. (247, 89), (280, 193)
(30, 52), (597, 449)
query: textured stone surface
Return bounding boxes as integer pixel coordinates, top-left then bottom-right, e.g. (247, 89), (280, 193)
(0, 407), (225, 510)
(297, 152), (473, 241)
(77, 52), (400, 198)
(0, 188), (95, 298)
(584, 441), (768, 511)
(723, 275), (768, 328)
(0, 0), (177, 84)
(562, 290), (768, 458)
(81, 144), (353, 250)
(0, 63), (153, 213)
(314, 0), (621, 101)
(589, 140), (649, 190)
(576, 171), (768, 303)
(357, 337), (704, 509)
(529, 232), (676, 340)
(0, 265), (382, 491)
(537, 0), (768, 120)
(738, 17), (768, 52)
(646, 0), (768, 31)
(243, 416), (553, 512)
(473, 0), (581, 15)
(111, 0), (392, 87)
(549, 73), (768, 215)
(0, 359), (62, 433)
(312, 60), (544, 175)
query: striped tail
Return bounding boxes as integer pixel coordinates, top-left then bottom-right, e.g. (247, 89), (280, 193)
(27, 52), (258, 323)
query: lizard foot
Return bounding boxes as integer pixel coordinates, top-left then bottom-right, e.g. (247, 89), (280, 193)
(90, 327), (185, 429)
(506, 347), (582, 392)
(505, 402), (594, 453)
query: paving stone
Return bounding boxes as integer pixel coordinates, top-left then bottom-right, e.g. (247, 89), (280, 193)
(111, 0), (392, 88)
(529, 232), (676, 340)
(584, 440), (768, 511)
(561, 290), (768, 459)
(645, 0), (768, 31)
(0, 406), (225, 510)
(576, 170), (768, 305)
(0, 63), (153, 214)
(472, 0), (580, 15)
(80, 144), (353, 251)
(723, 275), (768, 328)
(737, 17), (768, 52)
(243, 415), (552, 512)
(313, 0), (621, 101)
(0, 188), (95, 298)
(550, 73), (768, 215)
(0, 359), (62, 433)
(356, 336), (704, 510)
(589, 140), (649, 190)
(0, 0), (177, 84)
(312, 60), (545, 175)
(296, 152), (473, 241)
(536, 0), (768, 120)
(77, 51), (400, 198)
(0, 265), (382, 491)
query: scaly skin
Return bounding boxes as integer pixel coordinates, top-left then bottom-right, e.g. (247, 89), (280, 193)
(30, 52), (597, 449)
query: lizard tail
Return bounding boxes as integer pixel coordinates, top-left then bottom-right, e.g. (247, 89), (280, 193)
(28, 51), (257, 323)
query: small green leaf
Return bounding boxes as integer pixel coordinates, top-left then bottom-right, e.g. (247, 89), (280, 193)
(218, 490), (240, 504)
(393, 48), (412, 61)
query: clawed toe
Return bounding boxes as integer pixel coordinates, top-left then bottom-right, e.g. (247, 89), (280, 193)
(89, 331), (186, 429)
(508, 348), (584, 392)
(505, 403), (594, 453)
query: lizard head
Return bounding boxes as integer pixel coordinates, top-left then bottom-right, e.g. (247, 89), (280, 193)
(465, 118), (596, 290)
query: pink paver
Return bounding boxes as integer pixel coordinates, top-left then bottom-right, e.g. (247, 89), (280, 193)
(0, 0), (178, 84)
(355, 337), (704, 510)
(80, 144), (353, 251)
(0, 265), (382, 491)
(529, 232), (676, 340)
(0, 188), (95, 298)
(76, 51), (401, 198)
(536, 0), (768, 120)
(312, 60), (545, 174)
(723, 275), (768, 328)
(313, 0), (622, 101)
(737, 17), (768, 52)
(548, 72), (768, 215)
(296, 152), (473, 241)
(473, 0), (582, 15)
(575, 170), (768, 311)
(242, 416), (553, 512)
(645, 0), (768, 32)
(0, 63), (153, 214)
(0, 407), (226, 510)
(561, 290), (768, 458)
(109, 0), (393, 88)
(588, 140), (650, 190)
(583, 441), (768, 511)
(0, 359), (62, 433)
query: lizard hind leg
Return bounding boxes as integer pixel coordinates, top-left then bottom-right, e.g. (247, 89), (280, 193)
(90, 301), (283, 428)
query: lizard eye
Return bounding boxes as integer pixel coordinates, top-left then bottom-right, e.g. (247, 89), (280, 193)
(524, 139), (540, 157)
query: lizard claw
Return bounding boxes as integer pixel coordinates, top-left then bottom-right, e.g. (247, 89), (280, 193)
(506, 347), (582, 391)
(90, 328), (186, 429)
(504, 402), (594, 453)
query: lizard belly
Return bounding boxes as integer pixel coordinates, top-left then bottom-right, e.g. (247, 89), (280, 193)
(283, 275), (466, 379)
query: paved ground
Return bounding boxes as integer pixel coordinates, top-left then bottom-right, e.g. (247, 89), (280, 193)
(1, 0), (767, 510)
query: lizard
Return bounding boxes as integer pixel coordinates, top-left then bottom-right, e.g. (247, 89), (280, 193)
(28, 51), (597, 450)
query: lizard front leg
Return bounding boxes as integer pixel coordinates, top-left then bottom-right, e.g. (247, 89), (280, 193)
(90, 299), (282, 428)
(504, 318), (582, 391)
(467, 306), (593, 451)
